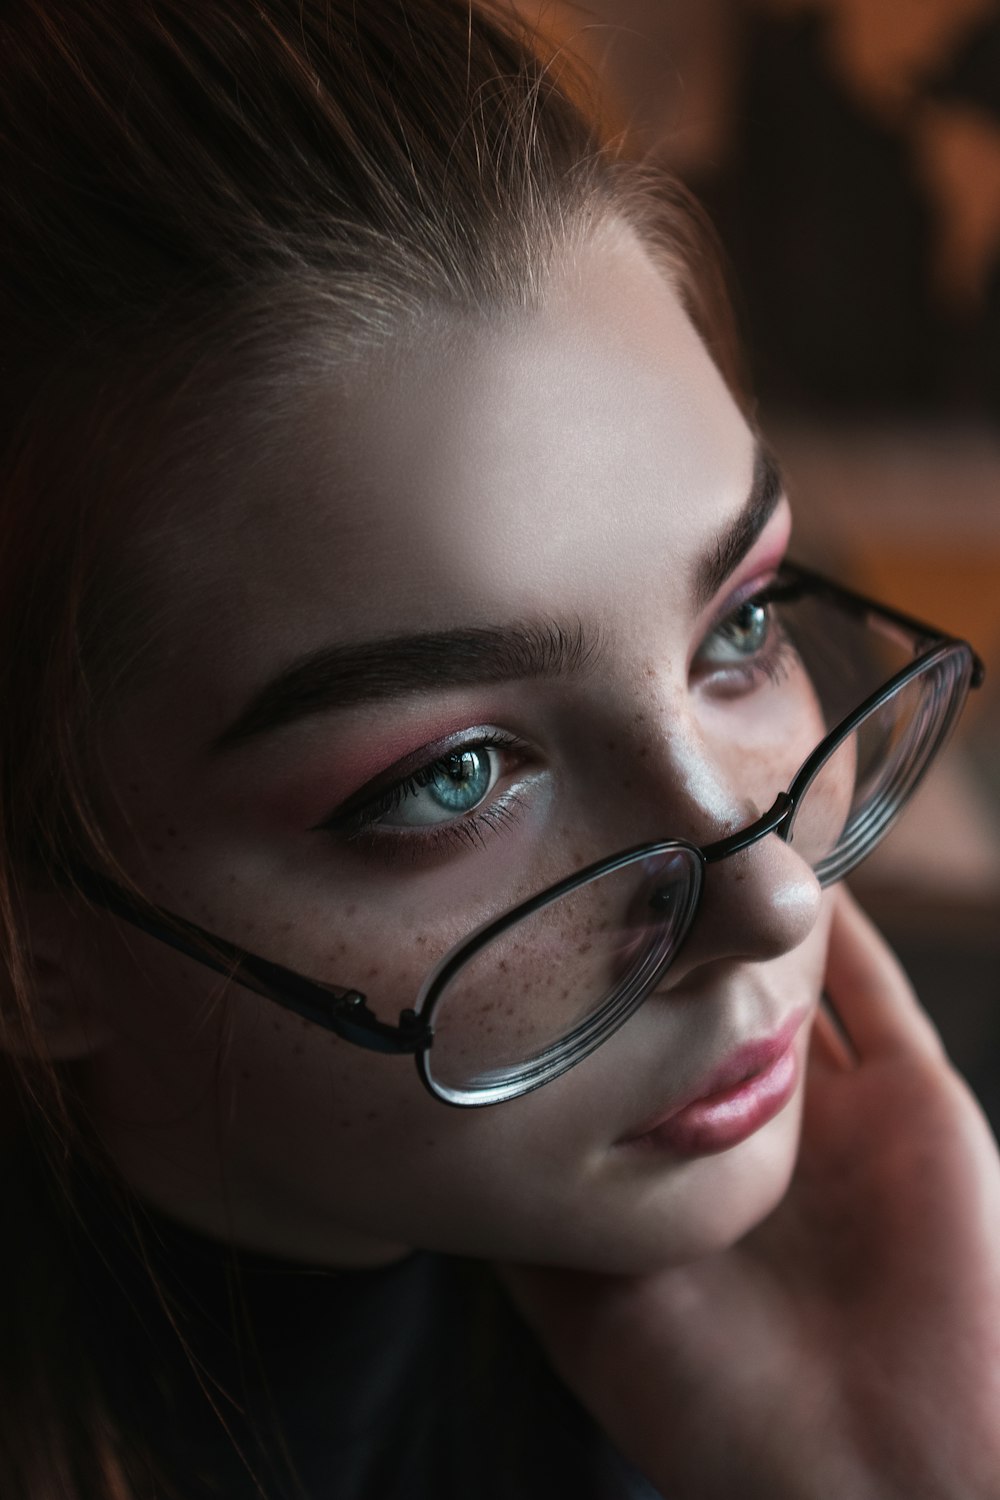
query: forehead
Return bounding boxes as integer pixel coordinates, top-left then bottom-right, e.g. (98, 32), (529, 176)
(124, 228), (752, 733)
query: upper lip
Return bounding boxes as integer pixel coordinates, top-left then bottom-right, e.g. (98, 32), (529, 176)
(618, 1008), (808, 1143)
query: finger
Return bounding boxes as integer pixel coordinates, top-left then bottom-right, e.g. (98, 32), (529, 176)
(822, 887), (945, 1063)
(809, 991), (860, 1072)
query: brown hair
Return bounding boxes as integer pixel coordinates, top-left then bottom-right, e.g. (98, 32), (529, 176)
(0, 2), (738, 1494)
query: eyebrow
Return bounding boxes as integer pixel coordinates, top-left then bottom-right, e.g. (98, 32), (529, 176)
(212, 620), (600, 751)
(212, 438), (784, 752)
(691, 440), (784, 612)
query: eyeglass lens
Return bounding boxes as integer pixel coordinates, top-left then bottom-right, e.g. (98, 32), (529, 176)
(421, 847), (702, 1099)
(417, 587), (973, 1102)
(786, 646), (973, 884)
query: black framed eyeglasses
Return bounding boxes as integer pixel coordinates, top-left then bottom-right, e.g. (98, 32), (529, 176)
(74, 563), (984, 1107)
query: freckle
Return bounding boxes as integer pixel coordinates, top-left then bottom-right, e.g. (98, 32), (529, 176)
(338, 1118), (353, 1130)
(272, 1020), (282, 1031)
(638, 746), (649, 759)
(292, 1043), (303, 1055)
(423, 1138), (437, 1148)
(300, 1017), (310, 1028)
(622, 779), (633, 790)
(366, 966), (380, 979)
(166, 826), (178, 838)
(606, 740), (616, 751)
(178, 842), (189, 852)
(240, 1069), (250, 1080)
(346, 905), (357, 918)
(280, 920), (293, 931)
(415, 935), (427, 947)
(151, 842), (164, 853)
(366, 1110), (379, 1122)
(180, 888), (191, 900)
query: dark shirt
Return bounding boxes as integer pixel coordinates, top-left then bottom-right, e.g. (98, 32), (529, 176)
(74, 1169), (664, 1499)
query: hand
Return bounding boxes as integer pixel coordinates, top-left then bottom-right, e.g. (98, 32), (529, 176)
(502, 891), (1000, 1499)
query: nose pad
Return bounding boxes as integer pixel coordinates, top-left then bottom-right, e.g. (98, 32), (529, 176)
(598, 703), (818, 985)
(615, 846), (704, 993)
(665, 830), (824, 986)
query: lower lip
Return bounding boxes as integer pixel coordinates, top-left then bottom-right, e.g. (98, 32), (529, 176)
(629, 1043), (800, 1156)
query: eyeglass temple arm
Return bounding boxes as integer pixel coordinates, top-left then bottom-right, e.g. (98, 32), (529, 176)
(65, 865), (431, 1056)
(780, 561), (986, 688)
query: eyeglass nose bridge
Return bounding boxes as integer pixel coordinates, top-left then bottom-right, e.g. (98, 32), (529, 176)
(643, 791), (794, 918)
(698, 791), (796, 867)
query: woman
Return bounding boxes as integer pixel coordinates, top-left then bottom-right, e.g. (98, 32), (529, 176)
(1, 2), (997, 1496)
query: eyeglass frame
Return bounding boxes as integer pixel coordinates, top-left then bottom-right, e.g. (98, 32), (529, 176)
(70, 561), (985, 1105)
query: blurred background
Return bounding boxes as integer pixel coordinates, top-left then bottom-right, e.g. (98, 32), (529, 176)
(519, 0), (1000, 1120)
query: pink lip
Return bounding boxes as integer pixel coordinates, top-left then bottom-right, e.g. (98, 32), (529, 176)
(620, 1013), (806, 1157)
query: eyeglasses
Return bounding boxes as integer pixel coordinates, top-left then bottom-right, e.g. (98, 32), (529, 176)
(75, 563), (984, 1107)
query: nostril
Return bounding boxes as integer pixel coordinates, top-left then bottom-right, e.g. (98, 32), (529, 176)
(647, 886), (675, 917)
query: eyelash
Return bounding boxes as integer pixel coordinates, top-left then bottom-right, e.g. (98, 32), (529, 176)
(695, 581), (797, 691)
(320, 730), (530, 859)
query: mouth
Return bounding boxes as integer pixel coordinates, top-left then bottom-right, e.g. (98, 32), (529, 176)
(618, 1010), (808, 1157)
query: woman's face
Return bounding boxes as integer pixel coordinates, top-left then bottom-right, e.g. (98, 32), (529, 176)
(79, 225), (833, 1274)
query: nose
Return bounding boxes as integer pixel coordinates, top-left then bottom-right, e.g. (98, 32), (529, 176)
(597, 663), (827, 989)
(665, 821), (824, 989)
(617, 711), (823, 988)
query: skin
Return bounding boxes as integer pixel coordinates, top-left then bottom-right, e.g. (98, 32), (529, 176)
(24, 219), (1000, 1493)
(506, 892), (1000, 1497)
(52, 223), (839, 1273)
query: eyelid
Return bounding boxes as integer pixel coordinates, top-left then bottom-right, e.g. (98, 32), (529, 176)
(314, 728), (528, 833)
(697, 558), (788, 645)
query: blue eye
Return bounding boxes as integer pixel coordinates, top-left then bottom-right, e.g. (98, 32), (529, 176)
(322, 739), (515, 843)
(393, 747), (498, 825)
(700, 598), (771, 664)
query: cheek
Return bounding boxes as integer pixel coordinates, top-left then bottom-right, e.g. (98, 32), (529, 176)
(209, 999), (599, 1260)
(227, 1007), (436, 1147)
(89, 931), (471, 1234)
(96, 924), (435, 1131)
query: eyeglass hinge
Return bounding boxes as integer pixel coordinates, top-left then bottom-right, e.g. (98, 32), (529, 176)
(329, 993), (431, 1055)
